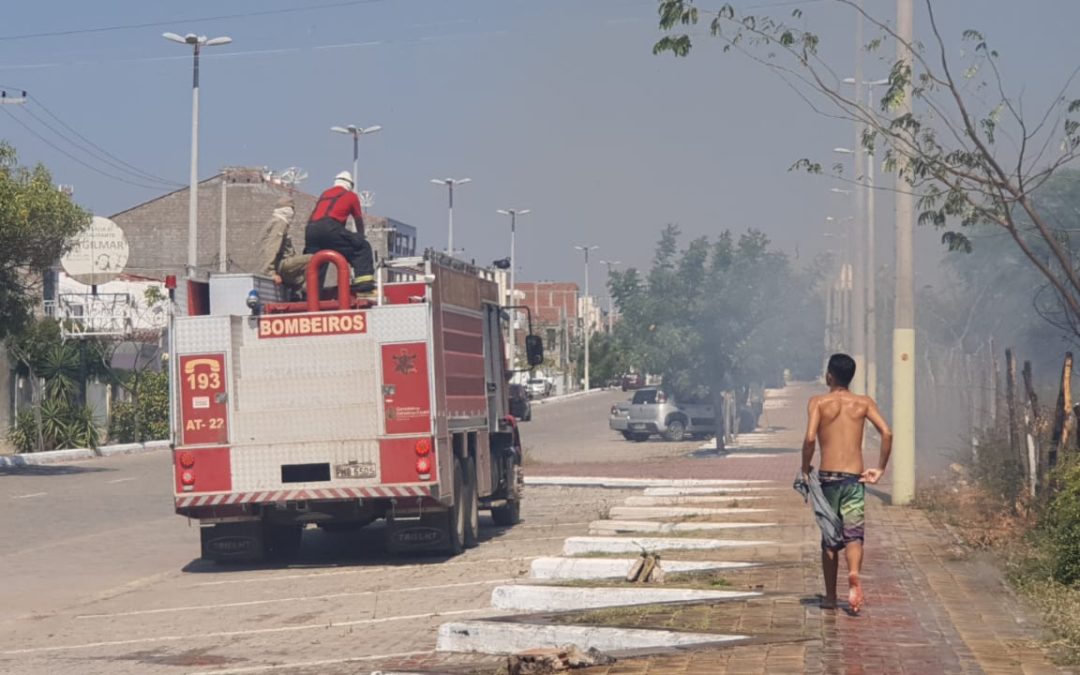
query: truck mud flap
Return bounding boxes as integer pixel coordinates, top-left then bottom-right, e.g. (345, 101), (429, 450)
(385, 511), (451, 554)
(201, 521), (265, 563)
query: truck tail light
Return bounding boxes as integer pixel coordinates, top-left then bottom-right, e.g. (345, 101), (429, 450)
(610, 405), (617, 415)
(657, 392), (667, 403)
(416, 456), (432, 474)
(181, 471), (196, 486)
(415, 437), (432, 456)
(179, 451), (196, 468)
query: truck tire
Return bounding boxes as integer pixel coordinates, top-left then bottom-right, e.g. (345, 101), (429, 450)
(664, 418), (687, 442)
(444, 457), (467, 555)
(463, 456), (480, 548)
(491, 463), (521, 527)
(621, 431), (635, 441)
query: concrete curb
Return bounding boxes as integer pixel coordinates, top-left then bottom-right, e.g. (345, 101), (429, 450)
(490, 584), (758, 612)
(437, 621), (745, 655)
(0, 440), (169, 467)
(532, 388), (605, 406)
(529, 556), (758, 580)
(563, 536), (775, 556)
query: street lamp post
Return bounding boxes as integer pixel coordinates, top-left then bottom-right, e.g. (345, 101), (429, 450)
(829, 186), (864, 394)
(331, 124), (382, 194)
(163, 32), (232, 275)
(431, 178), (472, 257)
(841, 76), (890, 402)
(575, 245), (599, 391)
(599, 260), (621, 334)
(497, 208), (530, 370)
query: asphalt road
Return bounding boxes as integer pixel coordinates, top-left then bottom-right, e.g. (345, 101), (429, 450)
(522, 388), (707, 465)
(0, 390), (663, 674)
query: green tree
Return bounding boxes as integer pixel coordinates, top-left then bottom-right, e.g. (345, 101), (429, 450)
(0, 142), (91, 338)
(654, 0), (1080, 338)
(6, 318), (106, 452)
(610, 226), (823, 437)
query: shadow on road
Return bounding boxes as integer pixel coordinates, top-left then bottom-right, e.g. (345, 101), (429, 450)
(0, 463), (113, 477)
(180, 514), (524, 574)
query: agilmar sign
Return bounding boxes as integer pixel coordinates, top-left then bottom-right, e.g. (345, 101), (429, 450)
(257, 311), (367, 339)
(60, 216), (130, 285)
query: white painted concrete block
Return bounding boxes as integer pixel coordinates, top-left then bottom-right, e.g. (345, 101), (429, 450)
(588, 520), (776, 535)
(608, 506), (772, 520)
(491, 584), (758, 612)
(523, 476), (774, 488)
(642, 486), (777, 496)
(437, 621), (745, 654)
(529, 556), (757, 580)
(563, 536), (773, 556)
(622, 495), (769, 507)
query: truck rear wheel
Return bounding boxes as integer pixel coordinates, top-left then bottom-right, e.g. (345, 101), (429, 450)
(444, 457), (467, 555)
(463, 456), (480, 548)
(491, 463), (521, 527)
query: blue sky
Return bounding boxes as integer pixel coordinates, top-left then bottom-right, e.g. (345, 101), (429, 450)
(2, 0), (1079, 288)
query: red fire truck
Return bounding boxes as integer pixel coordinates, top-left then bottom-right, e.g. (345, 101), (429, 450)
(169, 251), (542, 561)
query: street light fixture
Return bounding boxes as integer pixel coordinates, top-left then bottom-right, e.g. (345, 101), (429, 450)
(497, 208), (531, 370)
(331, 124), (381, 195)
(163, 32), (232, 275)
(431, 178), (472, 257)
(574, 245), (599, 391)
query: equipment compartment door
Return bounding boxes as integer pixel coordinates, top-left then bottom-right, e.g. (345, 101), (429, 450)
(381, 342), (432, 435)
(178, 354), (229, 446)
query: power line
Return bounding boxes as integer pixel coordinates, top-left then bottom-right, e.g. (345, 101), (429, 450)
(1, 107), (166, 191)
(0, 0), (391, 42)
(27, 96), (182, 187)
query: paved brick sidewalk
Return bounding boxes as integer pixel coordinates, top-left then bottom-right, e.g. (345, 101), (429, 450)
(520, 383), (1070, 675)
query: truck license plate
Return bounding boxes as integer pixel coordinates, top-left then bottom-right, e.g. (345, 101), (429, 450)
(630, 423), (646, 430)
(334, 462), (376, 479)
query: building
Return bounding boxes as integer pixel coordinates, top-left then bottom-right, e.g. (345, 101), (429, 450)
(512, 281), (580, 383)
(110, 167), (417, 281)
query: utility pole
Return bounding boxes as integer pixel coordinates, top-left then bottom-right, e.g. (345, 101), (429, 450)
(892, 0), (917, 505)
(497, 208), (530, 371)
(163, 32), (233, 276)
(331, 124), (381, 195)
(600, 260), (621, 334)
(575, 245), (599, 391)
(431, 177), (471, 257)
(850, 2), (867, 396)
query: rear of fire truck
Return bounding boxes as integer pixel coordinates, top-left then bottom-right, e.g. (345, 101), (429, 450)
(169, 251), (539, 562)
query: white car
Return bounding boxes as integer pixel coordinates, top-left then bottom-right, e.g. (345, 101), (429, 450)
(526, 377), (552, 398)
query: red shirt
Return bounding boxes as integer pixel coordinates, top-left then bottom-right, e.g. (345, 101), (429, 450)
(309, 186), (364, 232)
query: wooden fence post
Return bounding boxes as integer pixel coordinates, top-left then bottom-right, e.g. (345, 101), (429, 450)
(989, 338), (999, 427)
(1005, 349), (1022, 503)
(1050, 352), (1073, 472)
(1022, 360), (1041, 497)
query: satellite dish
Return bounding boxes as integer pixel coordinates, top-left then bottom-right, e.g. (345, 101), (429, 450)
(60, 216), (129, 286)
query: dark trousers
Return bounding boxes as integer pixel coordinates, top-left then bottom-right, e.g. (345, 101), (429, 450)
(304, 219), (374, 279)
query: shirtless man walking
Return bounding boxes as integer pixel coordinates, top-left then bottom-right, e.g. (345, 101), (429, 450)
(802, 353), (893, 613)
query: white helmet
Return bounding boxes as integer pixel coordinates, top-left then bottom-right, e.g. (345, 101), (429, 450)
(334, 171), (354, 188)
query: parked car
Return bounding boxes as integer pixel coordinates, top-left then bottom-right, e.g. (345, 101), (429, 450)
(526, 377), (553, 399)
(509, 384), (532, 421)
(621, 373), (645, 391)
(624, 387), (715, 442)
(609, 400), (631, 436)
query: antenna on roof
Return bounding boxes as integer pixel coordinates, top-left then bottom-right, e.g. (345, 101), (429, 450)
(273, 167), (308, 187)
